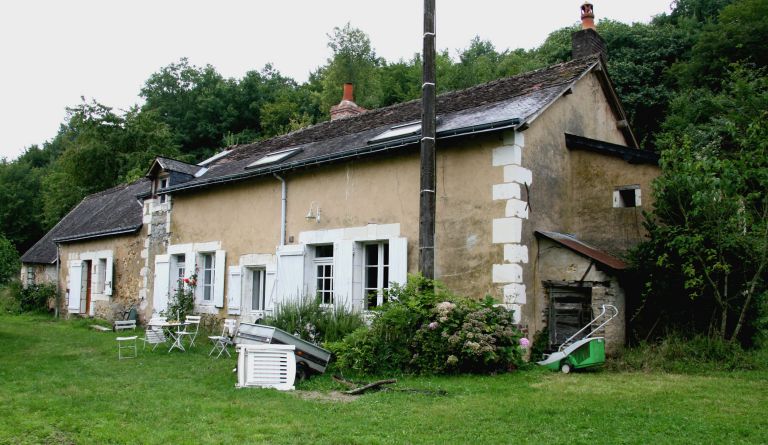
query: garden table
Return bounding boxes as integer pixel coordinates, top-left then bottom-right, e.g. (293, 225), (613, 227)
(161, 321), (189, 353)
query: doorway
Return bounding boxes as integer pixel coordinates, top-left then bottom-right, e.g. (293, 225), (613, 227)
(80, 260), (92, 315)
(547, 285), (592, 348)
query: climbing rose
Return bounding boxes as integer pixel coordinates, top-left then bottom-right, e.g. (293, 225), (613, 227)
(519, 337), (530, 348)
(428, 321), (439, 330)
(183, 278), (190, 284)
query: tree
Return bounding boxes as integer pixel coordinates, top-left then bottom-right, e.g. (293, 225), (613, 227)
(319, 23), (384, 113)
(0, 233), (20, 284)
(673, 0), (768, 89)
(633, 66), (768, 343)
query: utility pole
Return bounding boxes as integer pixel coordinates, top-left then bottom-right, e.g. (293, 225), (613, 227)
(419, 0), (436, 279)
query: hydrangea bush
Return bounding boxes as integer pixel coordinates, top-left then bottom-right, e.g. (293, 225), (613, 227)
(328, 275), (525, 375)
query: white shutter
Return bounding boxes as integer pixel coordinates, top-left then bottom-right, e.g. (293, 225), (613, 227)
(351, 242), (364, 309)
(635, 188), (642, 207)
(389, 237), (408, 286)
(184, 250), (196, 279)
(333, 241), (355, 309)
(67, 261), (83, 314)
(276, 244), (305, 303)
(265, 265), (277, 311)
(612, 190), (621, 208)
(227, 266), (242, 315)
(213, 250), (226, 308)
(104, 255), (114, 296)
(153, 255), (170, 315)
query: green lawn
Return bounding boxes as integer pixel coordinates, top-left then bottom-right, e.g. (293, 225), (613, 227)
(1, 315), (766, 445)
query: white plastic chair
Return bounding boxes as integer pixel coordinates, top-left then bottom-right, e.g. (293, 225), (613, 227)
(142, 317), (168, 351)
(208, 319), (237, 358)
(177, 315), (201, 348)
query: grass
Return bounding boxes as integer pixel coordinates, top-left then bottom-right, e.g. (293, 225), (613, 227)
(1, 315), (767, 444)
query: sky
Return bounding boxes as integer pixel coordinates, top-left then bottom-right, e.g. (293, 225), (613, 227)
(0, 1), (673, 161)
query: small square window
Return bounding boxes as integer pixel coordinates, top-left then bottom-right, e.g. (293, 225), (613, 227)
(315, 245), (334, 258)
(613, 186), (641, 208)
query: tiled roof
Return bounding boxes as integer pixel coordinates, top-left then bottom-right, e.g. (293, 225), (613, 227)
(536, 231), (627, 271)
(154, 157), (203, 176)
(165, 56), (605, 193)
(20, 179), (150, 264)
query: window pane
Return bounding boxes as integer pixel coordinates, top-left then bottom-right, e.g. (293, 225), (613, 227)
(204, 286), (211, 301)
(383, 266), (389, 289)
(315, 245), (333, 258)
(366, 267), (378, 288)
(367, 290), (377, 309)
(383, 243), (389, 265)
(252, 270), (262, 310)
(365, 244), (378, 265)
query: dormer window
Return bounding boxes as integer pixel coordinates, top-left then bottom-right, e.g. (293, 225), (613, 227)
(154, 175), (170, 204)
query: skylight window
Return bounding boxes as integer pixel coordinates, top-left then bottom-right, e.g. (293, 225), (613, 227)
(247, 148), (301, 168)
(368, 121), (422, 144)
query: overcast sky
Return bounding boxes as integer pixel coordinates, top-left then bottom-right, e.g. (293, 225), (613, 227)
(0, 1), (673, 161)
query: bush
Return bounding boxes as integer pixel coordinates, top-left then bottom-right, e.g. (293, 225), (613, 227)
(4, 282), (57, 313)
(328, 275), (524, 375)
(164, 276), (196, 321)
(263, 296), (366, 345)
(609, 334), (768, 373)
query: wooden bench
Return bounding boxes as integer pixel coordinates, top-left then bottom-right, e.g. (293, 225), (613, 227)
(114, 320), (137, 331)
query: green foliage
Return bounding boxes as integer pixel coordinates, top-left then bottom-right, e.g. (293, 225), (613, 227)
(319, 23), (384, 113)
(673, 0), (767, 89)
(632, 66), (768, 342)
(262, 296), (366, 344)
(164, 275), (197, 321)
(0, 234), (19, 285)
(610, 334), (768, 372)
(5, 281), (56, 313)
(329, 275), (524, 375)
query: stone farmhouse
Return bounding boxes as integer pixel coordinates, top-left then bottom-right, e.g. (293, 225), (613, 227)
(21, 7), (659, 353)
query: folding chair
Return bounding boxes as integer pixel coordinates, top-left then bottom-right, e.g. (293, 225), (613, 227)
(208, 319), (237, 358)
(177, 315), (201, 348)
(117, 335), (138, 359)
(141, 318), (169, 351)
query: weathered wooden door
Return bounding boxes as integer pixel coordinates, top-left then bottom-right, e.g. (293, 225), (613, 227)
(548, 286), (592, 348)
(81, 260), (92, 315)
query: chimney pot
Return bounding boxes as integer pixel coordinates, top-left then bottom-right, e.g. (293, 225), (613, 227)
(330, 83), (366, 121)
(342, 83), (354, 102)
(581, 2), (596, 30)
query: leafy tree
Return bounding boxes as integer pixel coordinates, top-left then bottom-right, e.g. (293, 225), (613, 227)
(0, 157), (45, 251)
(0, 233), (20, 284)
(673, 0), (768, 89)
(633, 66), (768, 343)
(319, 23), (384, 113)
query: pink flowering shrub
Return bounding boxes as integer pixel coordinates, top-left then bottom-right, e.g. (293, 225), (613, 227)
(328, 275), (524, 375)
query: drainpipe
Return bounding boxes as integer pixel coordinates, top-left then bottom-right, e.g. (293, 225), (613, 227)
(55, 243), (61, 319)
(274, 173), (286, 246)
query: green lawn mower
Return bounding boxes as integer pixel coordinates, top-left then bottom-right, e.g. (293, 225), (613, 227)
(537, 304), (618, 373)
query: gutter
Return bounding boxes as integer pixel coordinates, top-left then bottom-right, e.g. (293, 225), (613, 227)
(53, 224), (143, 243)
(160, 118), (521, 195)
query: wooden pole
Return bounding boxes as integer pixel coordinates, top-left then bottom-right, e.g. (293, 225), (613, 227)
(419, 0), (436, 279)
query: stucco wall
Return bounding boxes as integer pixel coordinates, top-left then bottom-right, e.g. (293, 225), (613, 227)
(168, 135), (505, 309)
(513, 70), (658, 342)
(58, 233), (144, 320)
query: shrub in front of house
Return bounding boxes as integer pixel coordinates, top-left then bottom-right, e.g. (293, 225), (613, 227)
(6, 282), (56, 313)
(328, 275), (525, 375)
(263, 296), (367, 345)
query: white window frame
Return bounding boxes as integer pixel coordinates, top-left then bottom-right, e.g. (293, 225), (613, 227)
(200, 252), (215, 303)
(313, 245), (334, 305)
(364, 241), (390, 309)
(245, 267), (266, 312)
(613, 185), (642, 208)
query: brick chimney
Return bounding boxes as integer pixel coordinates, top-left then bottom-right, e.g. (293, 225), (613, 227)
(330, 83), (366, 120)
(571, 2), (607, 61)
